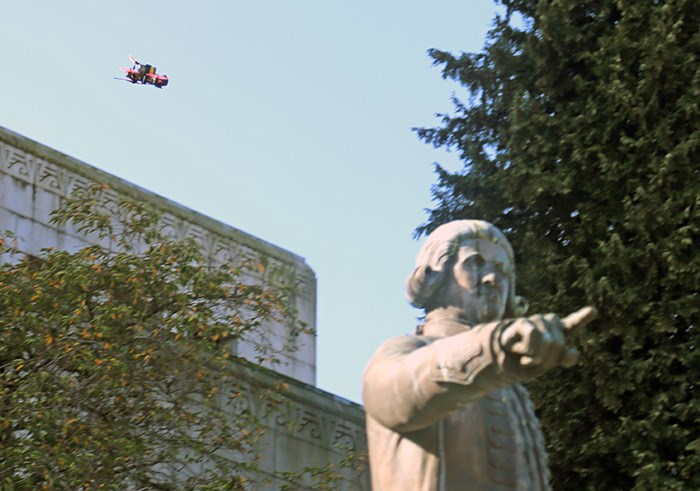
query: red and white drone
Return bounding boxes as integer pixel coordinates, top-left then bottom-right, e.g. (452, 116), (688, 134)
(116, 55), (169, 88)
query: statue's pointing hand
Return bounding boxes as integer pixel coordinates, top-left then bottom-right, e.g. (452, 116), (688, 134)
(499, 306), (598, 376)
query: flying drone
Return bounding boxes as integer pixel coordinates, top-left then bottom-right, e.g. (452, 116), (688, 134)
(116, 55), (169, 88)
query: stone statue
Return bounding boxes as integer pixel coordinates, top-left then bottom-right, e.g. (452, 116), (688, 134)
(362, 220), (597, 490)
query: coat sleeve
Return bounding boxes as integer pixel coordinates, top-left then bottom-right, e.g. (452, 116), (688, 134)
(362, 321), (518, 432)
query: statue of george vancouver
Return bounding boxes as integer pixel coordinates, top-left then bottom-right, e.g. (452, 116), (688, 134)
(362, 220), (597, 490)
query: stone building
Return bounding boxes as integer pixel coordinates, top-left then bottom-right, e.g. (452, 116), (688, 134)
(0, 125), (369, 489)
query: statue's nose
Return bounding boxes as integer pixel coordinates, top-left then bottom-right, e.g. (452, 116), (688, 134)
(481, 272), (496, 285)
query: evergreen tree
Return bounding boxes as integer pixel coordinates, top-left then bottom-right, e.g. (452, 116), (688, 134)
(416, 1), (699, 488)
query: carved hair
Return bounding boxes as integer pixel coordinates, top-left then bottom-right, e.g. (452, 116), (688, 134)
(406, 220), (528, 316)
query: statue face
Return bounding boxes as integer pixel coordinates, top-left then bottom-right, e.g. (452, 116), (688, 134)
(442, 238), (511, 324)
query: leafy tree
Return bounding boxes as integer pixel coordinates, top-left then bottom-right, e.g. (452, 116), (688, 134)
(0, 184), (310, 490)
(416, 1), (699, 489)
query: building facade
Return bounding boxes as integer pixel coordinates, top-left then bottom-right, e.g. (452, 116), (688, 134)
(0, 125), (369, 489)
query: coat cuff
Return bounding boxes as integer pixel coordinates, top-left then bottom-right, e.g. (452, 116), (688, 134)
(431, 321), (511, 387)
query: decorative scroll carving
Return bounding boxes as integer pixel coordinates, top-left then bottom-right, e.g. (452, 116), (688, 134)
(100, 187), (122, 217)
(38, 161), (72, 193)
(210, 237), (236, 265)
(6, 147), (41, 184)
(273, 399), (299, 430)
(333, 421), (358, 449)
(300, 409), (325, 441)
(223, 381), (256, 417)
(182, 222), (215, 257)
(67, 174), (93, 196)
(159, 213), (183, 241)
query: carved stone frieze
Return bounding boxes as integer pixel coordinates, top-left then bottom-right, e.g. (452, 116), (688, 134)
(38, 161), (72, 193)
(6, 145), (41, 184)
(271, 401), (364, 453)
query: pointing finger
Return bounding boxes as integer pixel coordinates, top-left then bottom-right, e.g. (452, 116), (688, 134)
(562, 306), (598, 337)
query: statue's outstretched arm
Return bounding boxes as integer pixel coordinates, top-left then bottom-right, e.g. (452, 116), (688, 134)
(362, 307), (597, 433)
(363, 320), (509, 432)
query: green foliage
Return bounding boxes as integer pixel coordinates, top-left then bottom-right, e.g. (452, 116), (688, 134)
(0, 184), (309, 490)
(417, 1), (699, 488)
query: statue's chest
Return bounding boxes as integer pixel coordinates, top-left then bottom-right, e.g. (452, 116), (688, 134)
(439, 385), (550, 490)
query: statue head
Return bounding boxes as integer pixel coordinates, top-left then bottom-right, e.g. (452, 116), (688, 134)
(406, 220), (528, 320)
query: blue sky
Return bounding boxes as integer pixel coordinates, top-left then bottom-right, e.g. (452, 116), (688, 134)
(1, 1), (498, 403)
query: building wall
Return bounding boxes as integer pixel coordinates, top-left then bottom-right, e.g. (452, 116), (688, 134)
(0, 125), (369, 489)
(0, 125), (316, 384)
